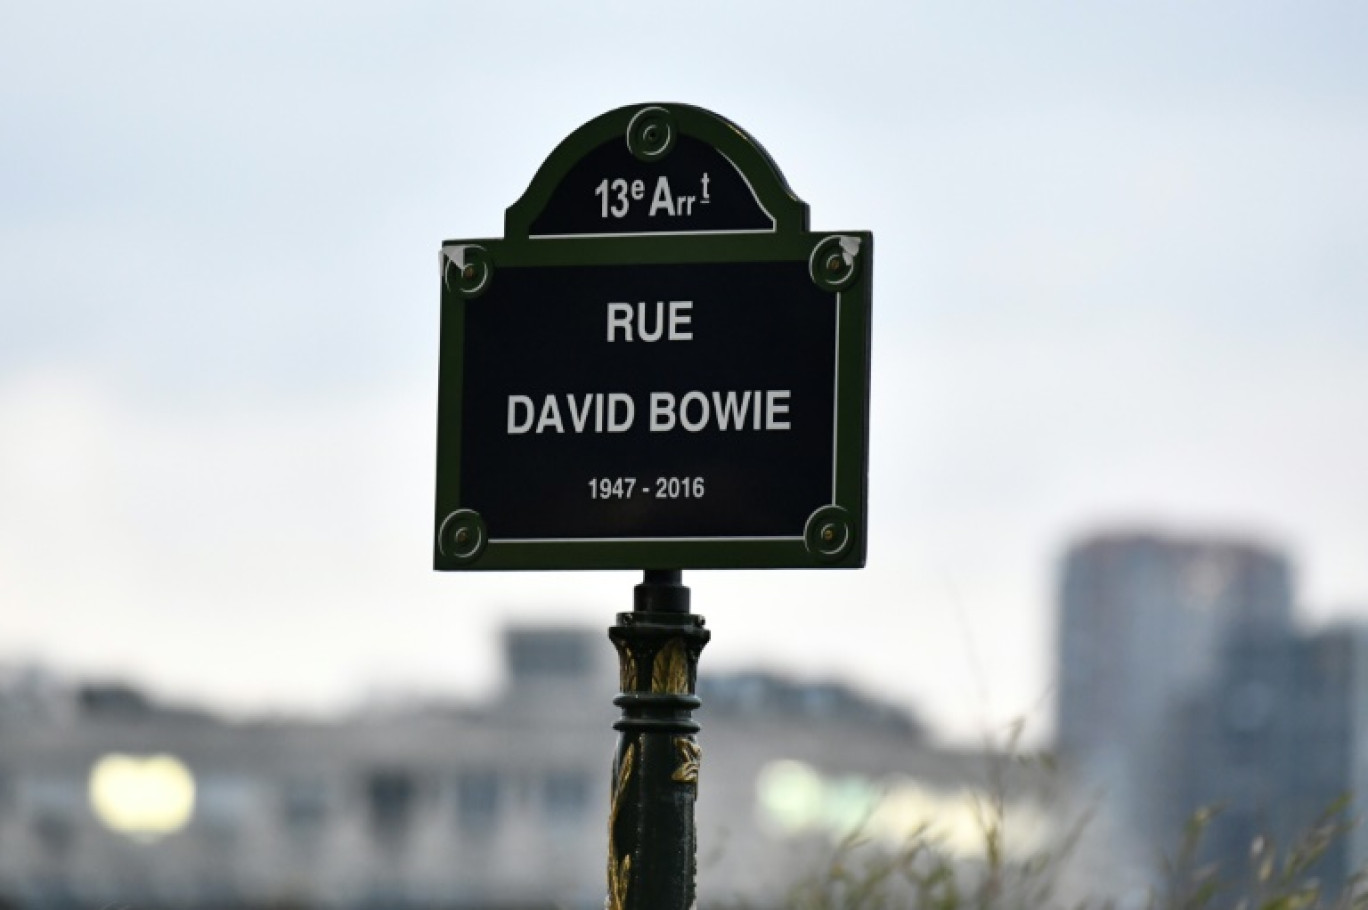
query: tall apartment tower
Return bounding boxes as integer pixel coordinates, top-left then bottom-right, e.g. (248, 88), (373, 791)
(1055, 531), (1294, 844)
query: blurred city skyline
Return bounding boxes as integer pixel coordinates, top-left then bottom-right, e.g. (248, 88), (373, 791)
(2, 3), (1366, 744)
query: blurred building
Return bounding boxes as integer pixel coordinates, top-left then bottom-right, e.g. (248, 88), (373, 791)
(1056, 529), (1368, 897)
(1172, 622), (1368, 890)
(1056, 531), (1292, 839)
(0, 627), (1050, 909)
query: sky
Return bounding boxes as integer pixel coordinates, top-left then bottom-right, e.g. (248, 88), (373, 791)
(1, 2), (1366, 744)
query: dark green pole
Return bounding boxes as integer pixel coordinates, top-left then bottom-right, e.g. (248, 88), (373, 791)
(606, 570), (710, 910)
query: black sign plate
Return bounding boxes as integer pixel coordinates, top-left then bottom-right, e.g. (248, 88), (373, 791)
(435, 103), (872, 570)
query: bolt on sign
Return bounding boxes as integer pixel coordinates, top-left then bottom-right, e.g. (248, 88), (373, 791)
(434, 103), (872, 570)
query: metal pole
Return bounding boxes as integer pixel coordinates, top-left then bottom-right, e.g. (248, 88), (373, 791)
(606, 570), (710, 910)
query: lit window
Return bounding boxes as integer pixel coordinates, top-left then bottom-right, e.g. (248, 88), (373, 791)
(88, 753), (195, 839)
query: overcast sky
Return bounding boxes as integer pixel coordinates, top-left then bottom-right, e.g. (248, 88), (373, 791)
(2, 2), (1366, 743)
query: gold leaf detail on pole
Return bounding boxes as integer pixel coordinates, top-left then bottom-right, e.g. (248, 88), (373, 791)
(671, 737), (701, 786)
(651, 639), (690, 694)
(606, 743), (634, 910)
(608, 854), (631, 910)
(616, 642), (637, 693)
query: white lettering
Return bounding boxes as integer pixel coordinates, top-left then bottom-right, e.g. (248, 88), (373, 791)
(669, 301), (693, 340)
(648, 176), (676, 217)
(607, 393), (634, 432)
(680, 391), (709, 432)
(607, 301), (693, 342)
(637, 301), (664, 342)
(536, 395), (564, 434)
(507, 395), (533, 434)
(650, 392), (676, 432)
(568, 394), (594, 433)
(511, 390), (789, 436)
(711, 390), (752, 430)
(649, 389), (790, 432)
(766, 390), (791, 430)
(607, 302), (633, 342)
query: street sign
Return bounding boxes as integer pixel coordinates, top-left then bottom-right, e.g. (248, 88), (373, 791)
(434, 103), (872, 570)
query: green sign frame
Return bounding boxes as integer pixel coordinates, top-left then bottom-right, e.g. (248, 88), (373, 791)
(434, 103), (872, 571)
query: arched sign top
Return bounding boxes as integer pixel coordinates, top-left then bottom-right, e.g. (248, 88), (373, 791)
(436, 101), (871, 571)
(505, 103), (811, 239)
